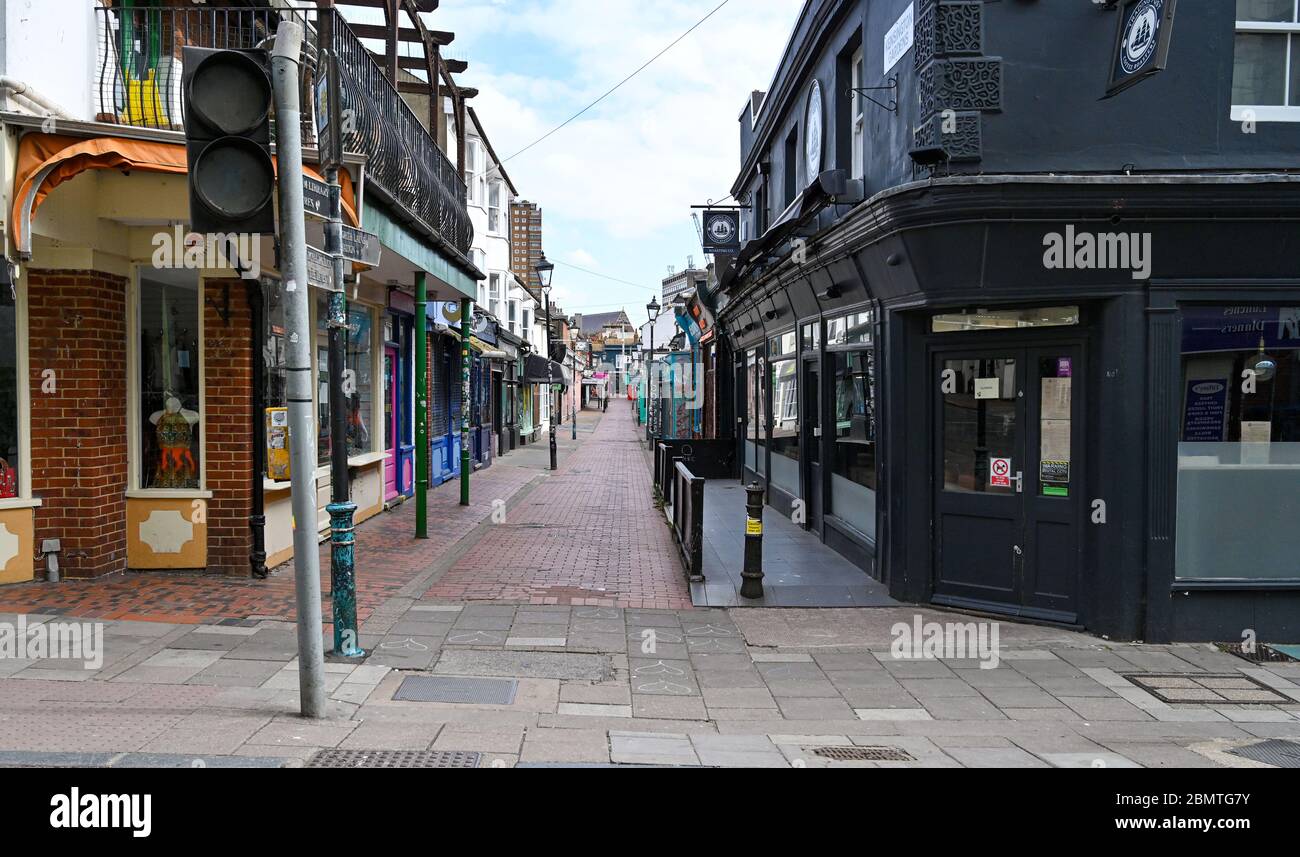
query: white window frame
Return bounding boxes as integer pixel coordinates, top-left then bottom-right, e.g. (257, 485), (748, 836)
(1232, 4), (1300, 122)
(0, 269), (36, 507)
(489, 272), (502, 319)
(487, 180), (502, 234)
(851, 45), (865, 179)
(126, 267), (209, 497)
(467, 140), (485, 206)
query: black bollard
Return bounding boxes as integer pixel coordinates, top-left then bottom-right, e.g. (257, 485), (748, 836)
(740, 482), (765, 599)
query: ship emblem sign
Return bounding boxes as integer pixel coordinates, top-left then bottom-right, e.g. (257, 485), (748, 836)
(1120, 0), (1161, 75)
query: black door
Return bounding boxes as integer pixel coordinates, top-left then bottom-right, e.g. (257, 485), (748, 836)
(802, 359), (823, 532)
(932, 345), (1084, 622)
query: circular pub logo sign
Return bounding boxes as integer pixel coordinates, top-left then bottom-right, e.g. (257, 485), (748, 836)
(706, 214), (736, 245)
(1120, 0), (1161, 75)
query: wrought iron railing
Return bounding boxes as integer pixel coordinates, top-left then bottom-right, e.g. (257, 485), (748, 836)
(93, 5), (472, 257)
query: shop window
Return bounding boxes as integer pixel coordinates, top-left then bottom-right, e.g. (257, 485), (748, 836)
(1175, 304), (1300, 581)
(802, 321), (821, 353)
(768, 332), (799, 490)
(931, 306), (1079, 334)
(138, 273), (201, 490)
(0, 287), (18, 497)
(828, 310), (873, 346)
(316, 294), (374, 467)
(832, 350), (877, 537)
(744, 348), (766, 475)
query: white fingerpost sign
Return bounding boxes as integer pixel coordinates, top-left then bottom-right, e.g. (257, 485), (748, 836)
(884, 2), (915, 74)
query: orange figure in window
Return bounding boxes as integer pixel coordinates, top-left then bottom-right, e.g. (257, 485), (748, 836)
(149, 397), (199, 489)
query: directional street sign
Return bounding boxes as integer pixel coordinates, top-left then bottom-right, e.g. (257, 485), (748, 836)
(340, 224), (381, 268)
(306, 245), (334, 291)
(303, 175), (329, 220)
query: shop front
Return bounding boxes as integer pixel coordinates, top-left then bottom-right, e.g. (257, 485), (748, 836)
(719, 175), (1300, 641)
(383, 288), (417, 504)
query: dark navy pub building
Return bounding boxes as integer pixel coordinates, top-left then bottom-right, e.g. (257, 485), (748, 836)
(708, 0), (1300, 642)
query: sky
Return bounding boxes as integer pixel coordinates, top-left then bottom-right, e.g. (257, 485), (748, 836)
(409, 0), (807, 327)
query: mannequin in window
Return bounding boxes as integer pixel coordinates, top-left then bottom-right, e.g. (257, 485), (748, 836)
(149, 396), (199, 488)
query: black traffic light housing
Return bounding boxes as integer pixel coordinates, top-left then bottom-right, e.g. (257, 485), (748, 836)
(182, 46), (276, 236)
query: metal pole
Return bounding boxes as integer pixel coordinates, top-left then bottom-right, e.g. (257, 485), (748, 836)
(246, 279), (268, 579)
(459, 297), (472, 506)
(647, 324), (655, 441)
(571, 349), (577, 439)
(270, 20), (326, 718)
(415, 272), (429, 538)
(546, 294), (557, 471)
(324, 164), (361, 659)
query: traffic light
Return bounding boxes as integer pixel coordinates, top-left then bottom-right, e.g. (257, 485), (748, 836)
(182, 46), (276, 235)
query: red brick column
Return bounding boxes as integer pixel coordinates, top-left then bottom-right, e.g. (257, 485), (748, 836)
(28, 270), (128, 578)
(203, 279), (254, 577)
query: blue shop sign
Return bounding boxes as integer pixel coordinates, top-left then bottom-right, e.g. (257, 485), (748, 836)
(1181, 305), (1300, 354)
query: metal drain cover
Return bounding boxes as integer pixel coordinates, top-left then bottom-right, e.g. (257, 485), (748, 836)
(810, 746), (915, 762)
(1124, 673), (1289, 705)
(1227, 740), (1300, 769)
(307, 749), (480, 769)
(1216, 643), (1299, 664)
(394, 675), (518, 705)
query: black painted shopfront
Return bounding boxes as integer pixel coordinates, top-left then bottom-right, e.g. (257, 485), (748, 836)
(719, 175), (1300, 642)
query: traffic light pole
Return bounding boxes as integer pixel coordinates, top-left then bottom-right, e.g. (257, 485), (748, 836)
(325, 165), (362, 659)
(270, 20), (327, 719)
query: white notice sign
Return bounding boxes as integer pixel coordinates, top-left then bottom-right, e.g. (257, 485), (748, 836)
(975, 378), (1000, 400)
(884, 3), (915, 74)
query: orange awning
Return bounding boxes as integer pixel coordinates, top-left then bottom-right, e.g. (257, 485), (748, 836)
(12, 132), (359, 257)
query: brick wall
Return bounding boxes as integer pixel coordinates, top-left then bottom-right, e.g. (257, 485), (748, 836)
(28, 270), (128, 578)
(203, 279), (253, 577)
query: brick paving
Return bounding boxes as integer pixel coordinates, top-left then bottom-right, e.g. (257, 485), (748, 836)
(424, 410), (693, 609)
(0, 456), (538, 626)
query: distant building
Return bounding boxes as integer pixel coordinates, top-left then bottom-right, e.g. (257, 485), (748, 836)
(662, 267), (707, 305)
(510, 201), (544, 295)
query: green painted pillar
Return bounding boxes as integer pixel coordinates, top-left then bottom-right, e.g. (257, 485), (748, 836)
(415, 273), (429, 539)
(460, 297), (472, 507)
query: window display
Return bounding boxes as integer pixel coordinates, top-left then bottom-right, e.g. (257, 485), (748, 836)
(1176, 304), (1300, 580)
(139, 274), (201, 490)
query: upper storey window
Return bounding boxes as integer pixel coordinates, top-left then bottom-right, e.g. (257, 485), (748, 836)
(1232, 1), (1300, 121)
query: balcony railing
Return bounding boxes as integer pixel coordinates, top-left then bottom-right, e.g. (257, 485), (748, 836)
(93, 4), (472, 257)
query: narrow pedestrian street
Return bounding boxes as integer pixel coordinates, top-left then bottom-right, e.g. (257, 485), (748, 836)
(3, 3), (1300, 828)
(0, 406), (1296, 770)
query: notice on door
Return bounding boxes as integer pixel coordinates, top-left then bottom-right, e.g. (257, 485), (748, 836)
(990, 457), (1012, 488)
(975, 378), (1001, 400)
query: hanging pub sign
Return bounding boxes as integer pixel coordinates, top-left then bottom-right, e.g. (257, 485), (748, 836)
(701, 209), (741, 256)
(1105, 0), (1177, 98)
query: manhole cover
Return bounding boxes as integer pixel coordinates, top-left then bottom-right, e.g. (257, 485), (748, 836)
(1227, 740), (1300, 769)
(1216, 642), (1299, 664)
(394, 675), (518, 705)
(1125, 673), (1288, 705)
(307, 749), (480, 769)
(810, 746), (915, 762)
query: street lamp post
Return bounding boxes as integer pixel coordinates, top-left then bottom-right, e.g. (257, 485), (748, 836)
(571, 347), (578, 440)
(646, 297), (660, 442)
(536, 257), (557, 471)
